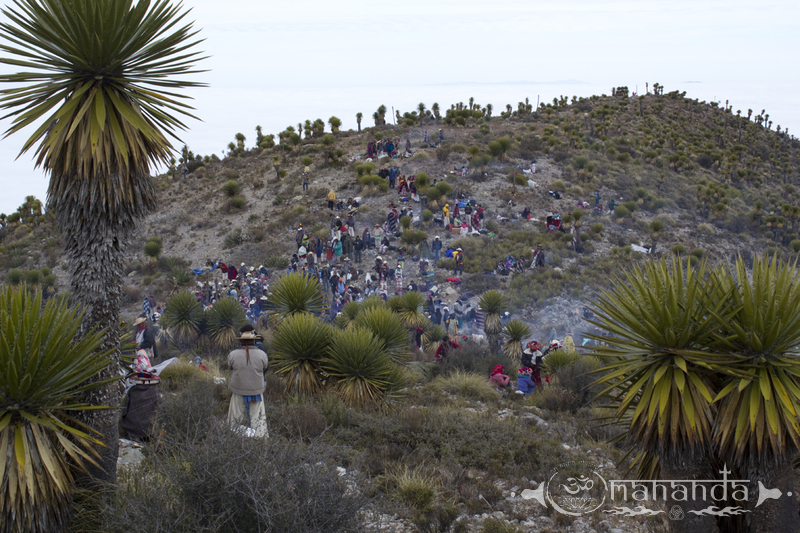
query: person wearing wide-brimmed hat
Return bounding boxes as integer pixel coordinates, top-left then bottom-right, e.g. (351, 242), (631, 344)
(227, 328), (269, 438)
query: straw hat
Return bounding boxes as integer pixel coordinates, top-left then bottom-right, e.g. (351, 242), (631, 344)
(238, 331), (261, 342)
(133, 317), (146, 326)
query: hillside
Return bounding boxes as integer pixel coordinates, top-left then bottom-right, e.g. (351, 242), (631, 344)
(2, 85), (798, 338)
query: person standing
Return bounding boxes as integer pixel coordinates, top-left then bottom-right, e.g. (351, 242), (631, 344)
(327, 189), (336, 210)
(134, 316), (159, 362)
(454, 248), (464, 277)
(594, 190), (600, 207)
(419, 236), (430, 259)
(431, 236), (442, 264)
(302, 172), (309, 191)
(227, 330), (269, 437)
(354, 235), (364, 263)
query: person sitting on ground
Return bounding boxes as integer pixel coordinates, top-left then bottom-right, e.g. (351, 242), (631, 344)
(516, 367), (536, 394)
(489, 364), (511, 389)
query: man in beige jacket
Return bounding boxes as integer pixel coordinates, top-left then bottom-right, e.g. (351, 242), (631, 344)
(227, 329), (269, 437)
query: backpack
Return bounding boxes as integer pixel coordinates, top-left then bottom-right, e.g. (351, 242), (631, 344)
(445, 249), (454, 258)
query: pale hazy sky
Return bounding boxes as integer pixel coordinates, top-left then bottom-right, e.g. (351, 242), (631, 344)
(0, 0), (798, 214)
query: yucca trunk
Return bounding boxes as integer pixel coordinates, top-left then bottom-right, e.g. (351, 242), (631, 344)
(744, 454), (799, 533)
(659, 450), (718, 533)
(53, 175), (155, 485)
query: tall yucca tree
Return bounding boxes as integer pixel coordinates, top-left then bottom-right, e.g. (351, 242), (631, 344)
(709, 256), (800, 529)
(478, 290), (508, 355)
(0, 0), (206, 482)
(587, 259), (736, 533)
(0, 286), (115, 533)
(206, 297), (246, 350)
(271, 312), (333, 395)
(355, 306), (410, 364)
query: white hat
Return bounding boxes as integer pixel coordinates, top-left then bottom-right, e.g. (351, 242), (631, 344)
(240, 262), (245, 267)
(133, 317), (146, 326)
(435, 236), (440, 239)
(249, 266), (255, 271)
(249, 299), (255, 305)
(457, 248), (462, 251)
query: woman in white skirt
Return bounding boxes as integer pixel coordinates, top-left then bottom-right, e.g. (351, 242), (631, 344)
(227, 330), (269, 437)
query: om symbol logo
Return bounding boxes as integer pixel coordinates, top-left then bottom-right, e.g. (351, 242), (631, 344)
(668, 505), (684, 520)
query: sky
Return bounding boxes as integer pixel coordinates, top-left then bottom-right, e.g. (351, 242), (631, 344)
(0, 0), (798, 214)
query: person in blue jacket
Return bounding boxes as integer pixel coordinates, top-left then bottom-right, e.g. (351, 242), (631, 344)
(516, 367), (536, 394)
(431, 235), (443, 263)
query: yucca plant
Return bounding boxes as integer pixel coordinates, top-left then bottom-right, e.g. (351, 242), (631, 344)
(355, 306), (410, 364)
(707, 255), (800, 527)
(159, 291), (203, 348)
(332, 301), (360, 330)
(501, 319), (530, 366)
(359, 294), (385, 313)
(206, 297), (246, 350)
(271, 312), (333, 394)
(264, 272), (327, 321)
(540, 350), (581, 376)
(0, 286), (115, 533)
(325, 328), (399, 407)
(0, 0), (206, 481)
(586, 258), (735, 530)
(391, 291), (427, 329)
(478, 290), (509, 355)
(420, 319), (448, 355)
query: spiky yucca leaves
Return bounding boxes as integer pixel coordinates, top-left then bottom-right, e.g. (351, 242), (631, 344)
(479, 290), (508, 355)
(501, 319), (530, 365)
(709, 255), (800, 464)
(332, 301), (360, 330)
(265, 272), (326, 321)
(360, 294), (385, 312)
(271, 312), (333, 394)
(325, 328), (401, 407)
(420, 320), (448, 356)
(0, 0), (206, 181)
(355, 306), (410, 364)
(390, 291), (427, 328)
(158, 291), (203, 348)
(207, 297), (246, 350)
(0, 287), (114, 533)
(587, 258), (734, 479)
(541, 350), (581, 375)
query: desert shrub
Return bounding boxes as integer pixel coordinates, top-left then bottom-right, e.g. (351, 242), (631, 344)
(790, 239), (800, 253)
(143, 238), (162, 259)
(228, 196), (246, 209)
(411, 152), (430, 162)
(222, 180), (241, 197)
(613, 205), (630, 219)
(400, 215), (412, 229)
(400, 229), (427, 246)
(690, 247), (705, 259)
(378, 466), (439, 508)
(435, 181), (453, 196)
(435, 341), (501, 377)
(225, 228), (242, 248)
(532, 386), (579, 412)
(482, 518), (524, 533)
(101, 420), (366, 533)
(672, 243), (687, 255)
(272, 195), (284, 206)
(421, 209), (433, 222)
(551, 180), (565, 190)
(436, 144), (451, 161)
(265, 255), (289, 269)
(271, 402), (328, 441)
(450, 143), (466, 153)
(590, 223), (604, 234)
(697, 223), (714, 235)
(430, 370), (500, 402)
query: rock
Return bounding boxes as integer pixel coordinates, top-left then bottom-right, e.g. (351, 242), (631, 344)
(597, 520), (613, 532)
(538, 516), (554, 527)
(609, 529), (624, 533)
(127, 271), (137, 277)
(562, 443), (571, 450)
(117, 439), (144, 468)
(336, 466), (346, 476)
(492, 511), (505, 519)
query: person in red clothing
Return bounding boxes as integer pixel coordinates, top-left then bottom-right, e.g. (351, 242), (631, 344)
(489, 364), (510, 388)
(434, 334), (460, 361)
